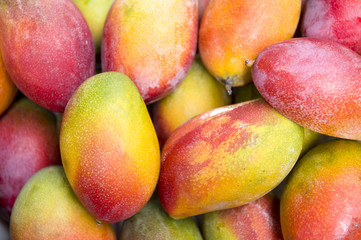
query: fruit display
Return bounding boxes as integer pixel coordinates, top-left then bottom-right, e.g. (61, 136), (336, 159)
(1, 0), (361, 239)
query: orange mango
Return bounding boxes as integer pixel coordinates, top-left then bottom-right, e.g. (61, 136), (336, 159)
(10, 166), (116, 240)
(102, 0), (198, 103)
(199, 0), (301, 88)
(158, 99), (303, 219)
(60, 72), (160, 223)
(281, 140), (361, 239)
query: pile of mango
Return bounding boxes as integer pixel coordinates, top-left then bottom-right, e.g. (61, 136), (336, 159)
(1, 0), (361, 239)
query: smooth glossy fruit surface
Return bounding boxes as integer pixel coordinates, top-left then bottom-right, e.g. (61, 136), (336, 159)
(0, 98), (60, 222)
(0, 0), (95, 112)
(158, 99), (303, 218)
(60, 72), (160, 223)
(10, 166), (116, 240)
(102, 0), (197, 103)
(302, 0), (361, 54)
(252, 37), (361, 140)
(281, 140), (361, 240)
(199, 0), (301, 87)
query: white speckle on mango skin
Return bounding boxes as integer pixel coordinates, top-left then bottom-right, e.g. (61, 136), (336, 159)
(302, 0), (361, 54)
(252, 37), (361, 140)
(0, 0), (95, 113)
(102, 0), (197, 103)
(60, 72), (160, 223)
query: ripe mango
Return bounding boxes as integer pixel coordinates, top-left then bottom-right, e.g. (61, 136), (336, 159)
(0, 0), (95, 112)
(202, 194), (282, 240)
(10, 166), (116, 240)
(0, 98), (60, 222)
(199, 0), (301, 88)
(102, 0), (198, 103)
(60, 72), (160, 223)
(0, 48), (17, 116)
(252, 37), (361, 140)
(158, 99), (303, 219)
(302, 0), (361, 54)
(120, 196), (202, 240)
(152, 55), (231, 147)
(234, 82), (320, 155)
(281, 140), (361, 239)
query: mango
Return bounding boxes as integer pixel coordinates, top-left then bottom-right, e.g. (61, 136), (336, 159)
(281, 140), (361, 239)
(60, 72), (160, 223)
(199, 0), (301, 88)
(10, 166), (116, 239)
(0, 98), (60, 222)
(152, 55), (231, 147)
(158, 99), (303, 219)
(72, 0), (114, 53)
(252, 37), (361, 140)
(102, 0), (198, 103)
(234, 82), (320, 155)
(0, 0), (95, 112)
(202, 194), (282, 240)
(120, 195), (202, 240)
(302, 0), (361, 54)
(0, 48), (17, 116)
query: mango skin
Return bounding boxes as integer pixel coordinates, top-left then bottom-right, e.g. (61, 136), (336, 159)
(120, 196), (202, 240)
(102, 0), (198, 103)
(158, 99), (303, 219)
(199, 0), (301, 87)
(281, 140), (361, 240)
(234, 82), (320, 155)
(10, 166), (116, 240)
(60, 72), (160, 223)
(0, 48), (17, 116)
(0, 98), (60, 222)
(152, 55), (231, 147)
(0, 0), (95, 113)
(252, 38), (361, 140)
(72, 0), (114, 53)
(302, 0), (361, 54)
(202, 194), (282, 240)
